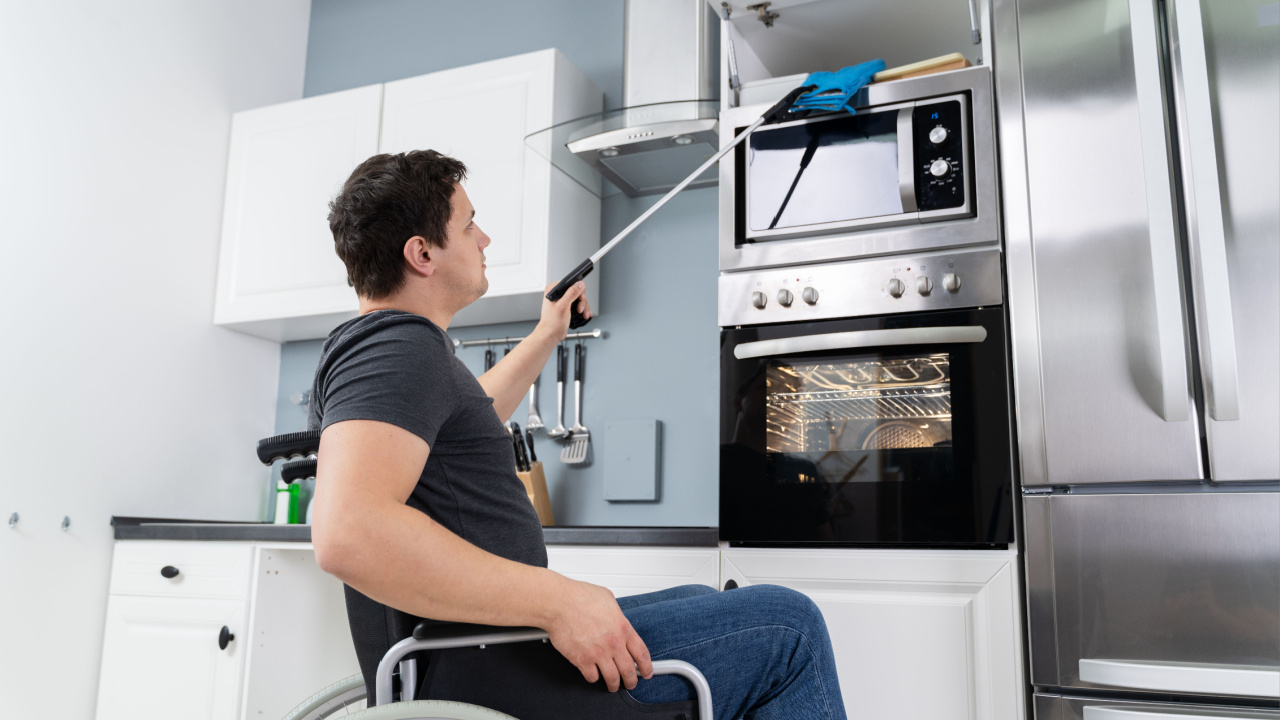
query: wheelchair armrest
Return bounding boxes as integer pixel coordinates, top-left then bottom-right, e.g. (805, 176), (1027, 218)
(411, 619), (543, 641)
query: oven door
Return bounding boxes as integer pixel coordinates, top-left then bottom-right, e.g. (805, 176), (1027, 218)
(720, 307), (1013, 546)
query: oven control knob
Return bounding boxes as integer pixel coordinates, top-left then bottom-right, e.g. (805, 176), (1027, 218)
(929, 126), (948, 144)
(929, 159), (951, 179)
(802, 287), (819, 305)
(942, 273), (962, 293)
(751, 291), (767, 309)
(777, 289), (793, 307)
(916, 276), (933, 295)
(887, 278), (905, 297)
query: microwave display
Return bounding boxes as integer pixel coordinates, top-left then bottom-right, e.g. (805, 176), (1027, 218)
(748, 112), (903, 232)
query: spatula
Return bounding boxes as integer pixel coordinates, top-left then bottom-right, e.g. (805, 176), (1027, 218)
(561, 343), (590, 464)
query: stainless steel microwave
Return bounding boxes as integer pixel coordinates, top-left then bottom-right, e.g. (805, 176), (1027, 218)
(718, 67), (1000, 272)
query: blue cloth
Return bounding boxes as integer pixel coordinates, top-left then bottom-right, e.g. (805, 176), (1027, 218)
(621, 584), (848, 720)
(790, 59), (887, 115)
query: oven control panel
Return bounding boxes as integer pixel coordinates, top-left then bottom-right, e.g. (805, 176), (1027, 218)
(718, 249), (1003, 327)
(914, 100), (967, 212)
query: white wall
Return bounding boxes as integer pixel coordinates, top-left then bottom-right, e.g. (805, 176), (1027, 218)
(0, 1), (311, 715)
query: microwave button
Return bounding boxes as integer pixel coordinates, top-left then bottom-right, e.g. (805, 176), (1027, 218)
(777, 289), (794, 307)
(929, 126), (948, 144)
(929, 159), (952, 179)
(916, 276), (934, 296)
(802, 287), (819, 305)
(887, 278), (906, 298)
(943, 273), (962, 293)
(751, 291), (767, 309)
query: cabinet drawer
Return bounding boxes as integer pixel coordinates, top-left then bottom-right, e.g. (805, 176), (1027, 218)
(109, 541), (253, 600)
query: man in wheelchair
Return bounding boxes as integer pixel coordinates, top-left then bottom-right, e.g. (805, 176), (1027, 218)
(307, 149), (847, 719)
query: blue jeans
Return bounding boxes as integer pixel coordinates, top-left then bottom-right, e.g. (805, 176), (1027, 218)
(618, 584), (847, 720)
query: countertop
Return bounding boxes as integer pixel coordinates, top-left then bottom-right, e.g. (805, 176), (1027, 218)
(110, 517), (719, 547)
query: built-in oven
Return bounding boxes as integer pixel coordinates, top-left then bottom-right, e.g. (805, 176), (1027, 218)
(718, 248), (1013, 547)
(718, 66), (999, 272)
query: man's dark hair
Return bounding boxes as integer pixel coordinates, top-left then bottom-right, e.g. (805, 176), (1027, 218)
(328, 150), (468, 299)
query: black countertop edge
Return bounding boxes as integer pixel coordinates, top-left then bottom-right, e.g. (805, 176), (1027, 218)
(111, 517), (719, 547)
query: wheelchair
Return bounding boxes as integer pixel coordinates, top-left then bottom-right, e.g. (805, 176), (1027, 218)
(259, 431), (713, 720)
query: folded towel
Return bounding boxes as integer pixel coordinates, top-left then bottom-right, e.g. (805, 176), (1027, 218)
(790, 59), (887, 115)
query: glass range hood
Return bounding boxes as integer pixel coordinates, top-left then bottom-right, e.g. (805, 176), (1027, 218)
(525, 99), (719, 198)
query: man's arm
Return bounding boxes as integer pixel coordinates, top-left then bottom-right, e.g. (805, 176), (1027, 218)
(310, 416), (649, 692)
(478, 281), (590, 422)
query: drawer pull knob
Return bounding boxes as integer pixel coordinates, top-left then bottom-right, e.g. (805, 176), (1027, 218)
(160, 565), (180, 579)
(218, 626), (235, 650)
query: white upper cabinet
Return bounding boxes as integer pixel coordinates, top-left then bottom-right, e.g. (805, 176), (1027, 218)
(214, 84), (381, 342)
(380, 48), (602, 327)
(213, 49), (602, 341)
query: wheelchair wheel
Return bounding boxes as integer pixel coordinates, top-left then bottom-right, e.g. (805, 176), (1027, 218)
(282, 673), (367, 719)
(343, 700), (517, 719)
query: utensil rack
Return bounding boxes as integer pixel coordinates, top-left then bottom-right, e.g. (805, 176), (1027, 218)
(452, 329), (604, 348)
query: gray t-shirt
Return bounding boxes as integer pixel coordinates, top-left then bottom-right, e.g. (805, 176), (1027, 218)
(307, 309), (547, 687)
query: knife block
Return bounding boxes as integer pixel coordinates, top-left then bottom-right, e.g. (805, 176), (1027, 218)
(517, 461), (555, 527)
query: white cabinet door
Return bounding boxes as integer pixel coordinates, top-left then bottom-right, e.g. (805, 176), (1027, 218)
(214, 84), (381, 341)
(547, 546), (719, 599)
(381, 49), (601, 327)
(95, 595), (248, 720)
(721, 548), (1025, 720)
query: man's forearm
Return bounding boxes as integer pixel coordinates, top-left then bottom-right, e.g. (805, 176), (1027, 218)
(477, 322), (560, 421)
(315, 496), (565, 628)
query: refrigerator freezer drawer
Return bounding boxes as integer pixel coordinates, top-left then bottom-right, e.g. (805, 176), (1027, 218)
(1079, 659), (1280, 699)
(1035, 692), (1280, 720)
(1025, 492), (1280, 698)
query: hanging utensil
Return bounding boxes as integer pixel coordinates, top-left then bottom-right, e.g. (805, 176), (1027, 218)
(547, 344), (569, 439)
(526, 375), (545, 431)
(561, 343), (590, 464)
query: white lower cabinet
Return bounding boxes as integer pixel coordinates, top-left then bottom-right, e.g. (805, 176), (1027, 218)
(546, 545), (720, 597)
(95, 542), (359, 720)
(721, 547), (1026, 720)
(96, 595), (248, 720)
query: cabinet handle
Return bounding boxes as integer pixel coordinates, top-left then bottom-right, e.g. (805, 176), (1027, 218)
(723, 579), (739, 591)
(218, 626), (235, 651)
(160, 565), (180, 579)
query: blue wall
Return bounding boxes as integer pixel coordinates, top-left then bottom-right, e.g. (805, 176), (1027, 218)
(277, 0), (720, 527)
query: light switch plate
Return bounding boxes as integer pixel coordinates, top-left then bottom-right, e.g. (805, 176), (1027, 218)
(603, 419), (661, 502)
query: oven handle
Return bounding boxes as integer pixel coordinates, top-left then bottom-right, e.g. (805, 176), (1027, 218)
(733, 326), (987, 360)
(897, 107), (918, 213)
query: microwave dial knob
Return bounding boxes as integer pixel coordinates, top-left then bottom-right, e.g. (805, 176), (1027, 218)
(751, 291), (767, 309)
(929, 159), (952, 179)
(802, 287), (819, 305)
(929, 126), (948, 144)
(916, 276), (933, 295)
(777, 289), (793, 307)
(887, 278), (905, 298)
(943, 273), (962, 293)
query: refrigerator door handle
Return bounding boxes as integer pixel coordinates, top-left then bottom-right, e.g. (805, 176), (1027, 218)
(1085, 708), (1256, 720)
(1170, 0), (1241, 421)
(1128, 0), (1190, 423)
(1079, 658), (1280, 699)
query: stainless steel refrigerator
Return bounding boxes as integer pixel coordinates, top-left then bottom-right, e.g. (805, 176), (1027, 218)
(992, 0), (1280, 717)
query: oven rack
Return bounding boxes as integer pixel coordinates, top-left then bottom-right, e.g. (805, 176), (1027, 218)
(766, 385), (952, 422)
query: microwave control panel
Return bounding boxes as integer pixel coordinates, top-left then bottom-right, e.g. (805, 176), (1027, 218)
(913, 100), (967, 212)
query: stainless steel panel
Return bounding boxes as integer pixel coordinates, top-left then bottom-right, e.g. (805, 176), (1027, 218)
(1024, 494), (1060, 687)
(1035, 492), (1279, 696)
(1170, 0), (1280, 480)
(993, 0), (1051, 486)
(718, 248), (1002, 327)
(1016, 0), (1201, 484)
(718, 67), (1000, 271)
(1037, 692), (1280, 720)
(623, 0), (717, 106)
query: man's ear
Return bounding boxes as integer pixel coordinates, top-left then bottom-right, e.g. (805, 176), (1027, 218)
(403, 236), (434, 278)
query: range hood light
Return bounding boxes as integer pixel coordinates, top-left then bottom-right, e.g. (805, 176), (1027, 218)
(600, 147), (620, 158)
(672, 135), (694, 145)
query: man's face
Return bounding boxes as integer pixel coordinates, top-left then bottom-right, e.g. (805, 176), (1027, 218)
(434, 183), (491, 306)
